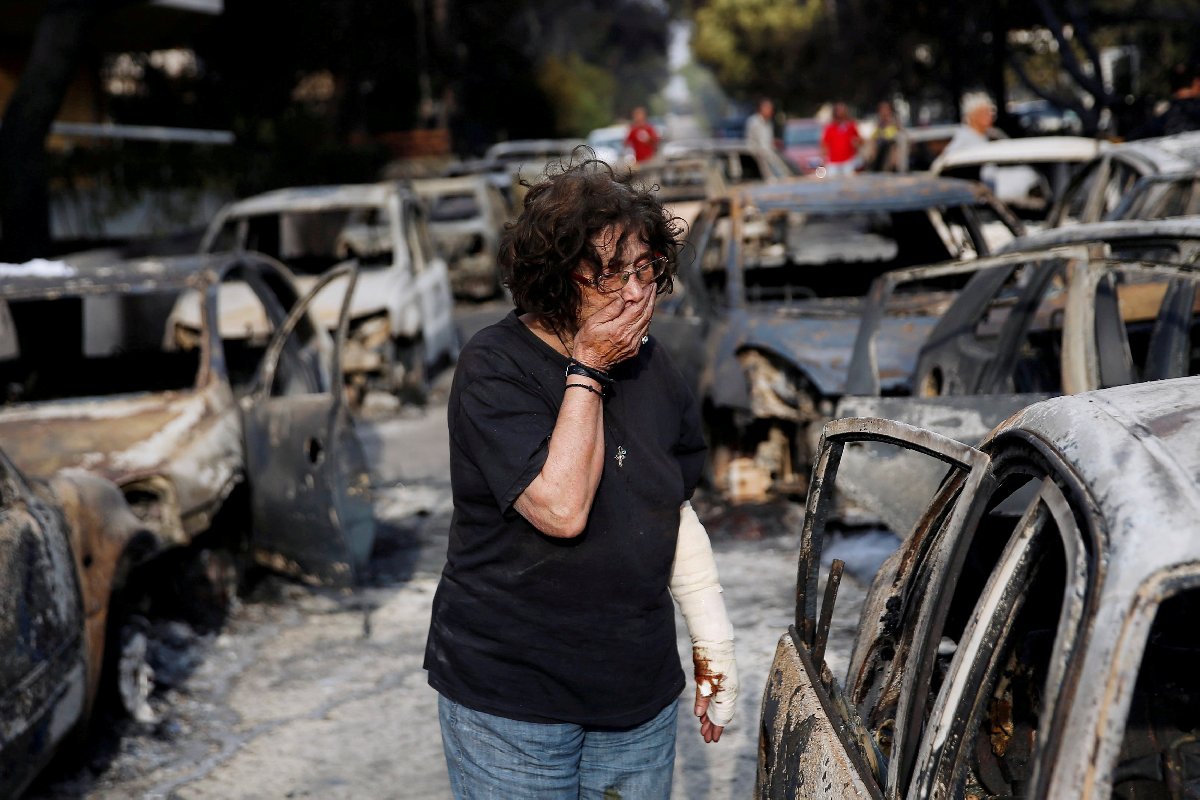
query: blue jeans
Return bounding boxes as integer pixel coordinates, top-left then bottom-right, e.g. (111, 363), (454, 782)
(438, 694), (677, 799)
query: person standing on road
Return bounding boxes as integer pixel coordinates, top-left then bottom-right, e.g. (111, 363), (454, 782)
(821, 102), (861, 175)
(624, 105), (660, 163)
(424, 156), (739, 799)
(867, 100), (906, 172)
(745, 97), (776, 151)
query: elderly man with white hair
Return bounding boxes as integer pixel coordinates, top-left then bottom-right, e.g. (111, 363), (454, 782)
(945, 94), (998, 155)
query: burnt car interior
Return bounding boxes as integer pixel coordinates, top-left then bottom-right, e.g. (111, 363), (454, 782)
(426, 192), (481, 222)
(0, 293), (201, 403)
(216, 208), (395, 274)
(218, 263), (324, 394)
(700, 205), (985, 301)
(917, 257), (1200, 397)
(0, 260), (326, 407)
(1115, 588), (1200, 798)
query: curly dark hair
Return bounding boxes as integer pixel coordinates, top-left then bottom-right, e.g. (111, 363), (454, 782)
(499, 152), (683, 337)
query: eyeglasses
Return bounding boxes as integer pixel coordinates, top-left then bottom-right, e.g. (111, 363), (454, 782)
(573, 253), (670, 294)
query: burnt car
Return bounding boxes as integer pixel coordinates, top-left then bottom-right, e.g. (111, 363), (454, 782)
(1047, 130), (1200, 227)
(651, 174), (1022, 501)
(412, 175), (511, 300)
(759, 375), (1200, 799)
(0, 254), (375, 587)
(631, 156), (729, 233)
(659, 138), (799, 184)
(843, 227), (1200, 434)
(0, 452), (149, 797)
(837, 227), (1200, 531)
(199, 183), (459, 400)
(930, 136), (1106, 224)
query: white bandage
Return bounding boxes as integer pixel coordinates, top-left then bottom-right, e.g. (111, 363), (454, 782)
(670, 501), (739, 727)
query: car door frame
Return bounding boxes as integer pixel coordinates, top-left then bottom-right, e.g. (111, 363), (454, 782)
(760, 416), (994, 798)
(240, 262), (377, 586)
(401, 192), (458, 366)
(909, 473), (1091, 797)
(1064, 258), (1200, 393)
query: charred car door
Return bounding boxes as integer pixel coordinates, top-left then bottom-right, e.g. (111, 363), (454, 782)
(241, 263), (376, 586)
(909, 469), (1091, 798)
(404, 197), (458, 368)
(758, 417), (994, 798)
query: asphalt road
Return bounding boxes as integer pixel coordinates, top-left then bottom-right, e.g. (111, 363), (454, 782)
(27, 302), (879, 799)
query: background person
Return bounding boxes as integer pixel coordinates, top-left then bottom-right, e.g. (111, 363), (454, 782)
(867, 100), (906, 172)
(424, 157), (739, 799)
(745, 97), (776, 151)
(624, 105), (660, 162)
(821, 102), (861, 175)
(945, 94), (997, 155)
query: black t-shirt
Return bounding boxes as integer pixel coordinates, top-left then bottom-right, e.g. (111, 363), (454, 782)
(424, 310), (707, 727)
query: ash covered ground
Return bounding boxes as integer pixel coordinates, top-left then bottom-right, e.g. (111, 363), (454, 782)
(28, 382), (896, 800)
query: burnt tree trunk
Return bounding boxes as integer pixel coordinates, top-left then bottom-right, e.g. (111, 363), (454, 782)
(0, 0), (110, 262)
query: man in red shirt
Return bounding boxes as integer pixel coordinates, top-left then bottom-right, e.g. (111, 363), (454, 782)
(624, 106), (660, 163)
(821, 102), (861, 176)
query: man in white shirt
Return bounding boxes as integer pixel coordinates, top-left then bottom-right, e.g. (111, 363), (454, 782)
(944, 94), (996, 155)
(745, 98), (775, 151)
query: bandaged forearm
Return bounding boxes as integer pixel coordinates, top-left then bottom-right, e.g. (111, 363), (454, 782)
(670, 501), (739, 727)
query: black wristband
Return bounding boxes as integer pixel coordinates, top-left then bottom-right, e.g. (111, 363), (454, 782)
(565, 359), (612, 386)
(565, 382), (604, 398)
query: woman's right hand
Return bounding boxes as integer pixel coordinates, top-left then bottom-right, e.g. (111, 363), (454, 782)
(572, 289), (655, 371)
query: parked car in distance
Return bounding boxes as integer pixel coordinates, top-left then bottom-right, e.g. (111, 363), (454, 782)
(630, 156), (728, 232)
(1008, 97), (1084, 135)
(651, 174), (1022, 502)
(782, 118), (824, 175)
(1046, 130), (1200, 226)
(931, 136), (1106, 223)
(200, 183), (458, 400)
(412, 175), (510, 300)
(759, 375), (1200, 799)
(903, 123), (963, 171)
(585, 123), (632, 165)
(659, 137), (798, 184)
(481, 137), (585, 194)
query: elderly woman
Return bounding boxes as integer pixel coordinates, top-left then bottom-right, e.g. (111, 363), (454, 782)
(424, 157), (738, 799)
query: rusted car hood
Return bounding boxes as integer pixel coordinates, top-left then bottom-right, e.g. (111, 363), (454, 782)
(0, 392), (217, 485)
(721, 303), (938, 399)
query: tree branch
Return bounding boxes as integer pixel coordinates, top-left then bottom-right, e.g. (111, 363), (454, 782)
(1009, 51), (1098, 133)
(1033, 0), (1107, 100)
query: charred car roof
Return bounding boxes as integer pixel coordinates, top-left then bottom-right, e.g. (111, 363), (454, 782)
(737, 174), (993, 213)
(220, 182), (411, 216)
(1002, 216), (1200, 253)
(0, 254), (233, 300)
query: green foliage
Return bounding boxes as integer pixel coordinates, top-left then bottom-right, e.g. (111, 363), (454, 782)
(537, 54), (617, 137)
(692, 0), (824, 101)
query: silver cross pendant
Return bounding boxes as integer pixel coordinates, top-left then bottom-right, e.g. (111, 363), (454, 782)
(615, 445), (627, 468)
